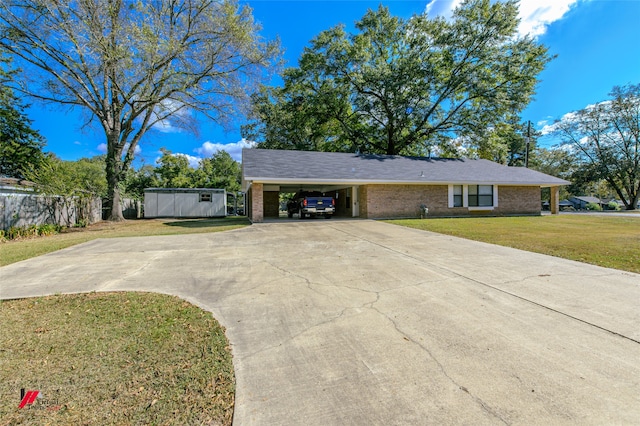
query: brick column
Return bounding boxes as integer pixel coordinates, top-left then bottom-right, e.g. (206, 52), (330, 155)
(251, 183), (264, 223)
(550, 186), (560, 215)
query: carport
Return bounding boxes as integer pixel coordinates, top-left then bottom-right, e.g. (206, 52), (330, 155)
(252, 182), (361, 220)
(241, 149), (568, 222)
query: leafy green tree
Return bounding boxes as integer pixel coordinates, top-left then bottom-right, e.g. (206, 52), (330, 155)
(552, 84), (640, 210)
(122, 164), (159, 200)
(194, 150), (241, 192)
(242, 85), (347, 152)
(531, 147), (575, 182)
(530, 147), (576, 201)
(123, 149), (241, 197)
(246, 1), (550, 156)
(465, 118), (537, 165)
(29, 155), (107, 198)
(154, 149), (196, 189)
(26, 155), (106, 226)
(0, 0), (280, 220)
(0, 54), (46, 178)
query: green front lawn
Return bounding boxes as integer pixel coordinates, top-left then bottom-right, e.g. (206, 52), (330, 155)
(0, 292), (234, 425)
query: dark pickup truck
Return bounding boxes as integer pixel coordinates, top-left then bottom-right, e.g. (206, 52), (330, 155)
(287, 191), (335, 219)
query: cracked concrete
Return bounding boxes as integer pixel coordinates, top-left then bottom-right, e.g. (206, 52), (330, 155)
(1, 219), (640, 425)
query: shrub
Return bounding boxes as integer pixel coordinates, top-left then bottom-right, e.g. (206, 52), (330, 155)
(2, 224), (63, 240)
(585, 202), (602, 211)
(38, 224), (62, 236)
(607, 201), (621, 211)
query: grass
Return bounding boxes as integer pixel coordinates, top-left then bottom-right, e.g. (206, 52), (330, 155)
(0, 292), (234, 425)
(0, 216), (250, 266)
(386, 215), (640, 274)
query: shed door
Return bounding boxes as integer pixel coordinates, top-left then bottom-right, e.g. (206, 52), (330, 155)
(158, 193), (175, 217)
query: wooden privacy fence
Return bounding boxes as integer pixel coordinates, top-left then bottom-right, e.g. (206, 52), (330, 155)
(0, 193), (102, 230)
(101, 198), (142, 220)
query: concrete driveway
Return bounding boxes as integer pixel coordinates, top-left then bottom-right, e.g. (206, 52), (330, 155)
(1, 220), (639, 425)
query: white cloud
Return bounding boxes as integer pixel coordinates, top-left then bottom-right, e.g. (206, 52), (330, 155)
(194, 139), (256, 162)
(174, 153), (201, 168)
(540, 98), (616, 136)
(540, 110), (577, 135)
(148, 99), (191, 133)
(425, 0), (464, 20)
(159, 139), (255, 170)
(517, 0), (581, 37)
(153, 119), (181, 134)
(425, 0), (584, 38)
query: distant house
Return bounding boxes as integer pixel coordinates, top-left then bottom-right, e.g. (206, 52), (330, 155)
(0, 177), (36, 195)
(559, 200), (574, 210)
(241, 149), (569, 222)
(600, 198), (624, 210)
(569, 196), (602, 210)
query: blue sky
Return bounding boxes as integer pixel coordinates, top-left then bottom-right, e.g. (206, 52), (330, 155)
(23, 0), (640, 165)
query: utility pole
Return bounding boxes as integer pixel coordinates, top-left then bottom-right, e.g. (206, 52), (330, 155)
(524, 121), (531, 168)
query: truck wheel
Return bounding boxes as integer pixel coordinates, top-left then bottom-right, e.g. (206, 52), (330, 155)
(325, 214), (332, 219)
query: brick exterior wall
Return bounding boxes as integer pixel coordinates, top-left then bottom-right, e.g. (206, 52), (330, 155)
(263, 191), (280, 218)
(361, 184), (541, 219)
(495, 186), (541, 215)
(362, 184), (450, 218)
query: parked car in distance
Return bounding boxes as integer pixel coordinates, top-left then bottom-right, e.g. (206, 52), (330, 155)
(287, 191), (335, 219)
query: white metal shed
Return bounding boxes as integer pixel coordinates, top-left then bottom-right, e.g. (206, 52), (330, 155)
(144, 188), (226, 218)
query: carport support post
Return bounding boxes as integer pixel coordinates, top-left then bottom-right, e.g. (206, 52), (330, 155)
(550, 186), (560, 215)
(251, 183), (264, 223)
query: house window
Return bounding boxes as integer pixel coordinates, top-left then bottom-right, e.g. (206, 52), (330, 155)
(199, 193), (212, 202)
(453, 185), (463, 207)
(468, 185), (493, 207)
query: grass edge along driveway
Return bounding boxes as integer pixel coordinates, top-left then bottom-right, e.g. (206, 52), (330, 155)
(387, 214), (640, 274)
(0, 292), (234, 425)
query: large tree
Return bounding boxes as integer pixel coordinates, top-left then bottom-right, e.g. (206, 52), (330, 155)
(552, 84), (640, 210)
(26, 155), (107, 226)
(0, 0), (279, 220)
(246, 0), (550, 156)
(194, 150), (241, 192)
(123, 148), (241, 196)
(154, 148), (196, 189)
(0, 54), (46, 178)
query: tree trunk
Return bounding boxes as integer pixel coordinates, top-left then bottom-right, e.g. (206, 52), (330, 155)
(105, 146), (125, 222)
